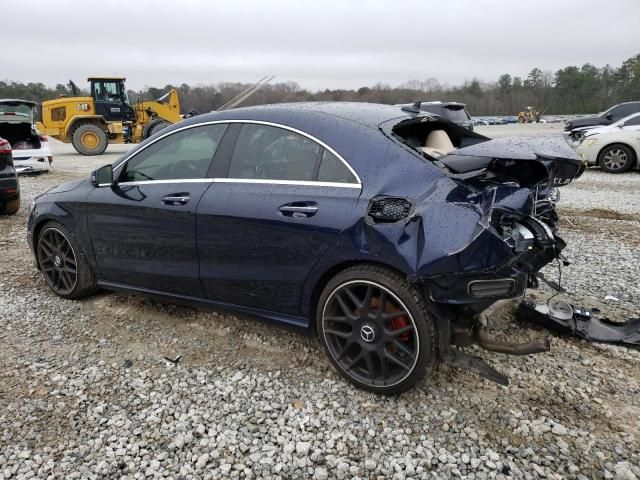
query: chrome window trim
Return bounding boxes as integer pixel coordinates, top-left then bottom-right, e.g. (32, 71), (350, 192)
(117, 178), (361, 189)
(113, 119), (362, 186)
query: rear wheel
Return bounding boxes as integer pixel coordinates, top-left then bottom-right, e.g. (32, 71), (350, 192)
(72, 124), (108, 156)
(316, 265), (437, 394)
(36, 221), (97, 299)
(2, 196), (20, 215)
(598, 144), (635, 173)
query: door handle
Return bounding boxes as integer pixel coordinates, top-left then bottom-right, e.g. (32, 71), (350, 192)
(279, 202), (318, 218)
(162, 193), (190, 205)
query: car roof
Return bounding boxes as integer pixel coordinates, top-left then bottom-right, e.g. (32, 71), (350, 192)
(184, 102), (414, 131)
(0, 99), (37, 106)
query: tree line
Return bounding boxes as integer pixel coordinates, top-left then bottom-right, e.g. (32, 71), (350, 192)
(1, 54), (637, 116)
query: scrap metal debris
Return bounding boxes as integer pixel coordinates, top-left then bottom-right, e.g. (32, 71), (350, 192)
(163, 355), (182, 365)
(518, 299), (640, 347)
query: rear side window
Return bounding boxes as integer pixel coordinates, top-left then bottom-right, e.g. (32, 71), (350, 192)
(229, 124), (320, 181)
(120, 124), (226, 182)
(317, 150), (357, 183)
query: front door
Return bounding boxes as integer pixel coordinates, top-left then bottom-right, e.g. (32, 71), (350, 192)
(87, 123), (227, 297)
(197, 122), (361, 315)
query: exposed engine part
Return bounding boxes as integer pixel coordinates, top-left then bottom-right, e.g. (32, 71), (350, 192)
(510, 222), (535, 252)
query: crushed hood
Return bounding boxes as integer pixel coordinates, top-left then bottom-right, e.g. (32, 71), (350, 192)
(439, 135), (586, 187)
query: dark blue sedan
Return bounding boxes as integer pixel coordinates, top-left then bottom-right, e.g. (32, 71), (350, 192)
(27, 102), (584, 393)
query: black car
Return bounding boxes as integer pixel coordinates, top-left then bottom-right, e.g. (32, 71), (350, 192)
(28, 103), (584, 394)
(398, 101), (475, 131)
(0, 137), (19, 215)
(565, 101), (640, 138)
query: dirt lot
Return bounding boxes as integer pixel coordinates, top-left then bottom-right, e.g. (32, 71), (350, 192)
(1, 123), (639, 479)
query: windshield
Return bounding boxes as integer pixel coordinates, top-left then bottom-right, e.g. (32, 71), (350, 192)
(445, 106), (471, 122)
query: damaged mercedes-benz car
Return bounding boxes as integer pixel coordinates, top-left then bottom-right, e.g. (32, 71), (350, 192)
(27, 102), (585, 394)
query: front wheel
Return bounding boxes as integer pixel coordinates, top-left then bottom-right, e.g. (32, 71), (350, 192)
(36, 221), (97, 299)
(598, 144), (635, 173)
(316, 265), (438, 394)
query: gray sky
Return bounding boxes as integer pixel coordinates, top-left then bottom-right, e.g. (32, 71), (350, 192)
(2, 0), (639, 91)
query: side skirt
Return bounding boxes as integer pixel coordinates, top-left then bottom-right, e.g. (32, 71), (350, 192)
(96, 280), (311, 333)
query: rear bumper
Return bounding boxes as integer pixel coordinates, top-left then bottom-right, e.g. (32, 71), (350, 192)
(13, 150), (52, 174)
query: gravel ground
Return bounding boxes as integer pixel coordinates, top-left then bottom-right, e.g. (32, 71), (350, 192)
(1, 127), (639, 479)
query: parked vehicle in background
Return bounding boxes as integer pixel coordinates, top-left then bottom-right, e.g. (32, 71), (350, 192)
(28, 102), (585, 393)
(0, 99), (52, 174)
(472, 117), (489, 126)
(398, 101), (474, 131)
(0, 137), (20, 215)
(565, 101), (640, 141)
(503, 116), (518, 124)
(572, 112), (640, 143)
(577, 128), (639, 173)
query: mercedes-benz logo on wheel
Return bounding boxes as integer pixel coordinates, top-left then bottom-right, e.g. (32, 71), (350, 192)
(360, 325), (375, 343)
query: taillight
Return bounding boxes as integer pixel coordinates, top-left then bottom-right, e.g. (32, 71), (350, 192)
(0, 138), (11, 153)
(39, 135), (48, 142)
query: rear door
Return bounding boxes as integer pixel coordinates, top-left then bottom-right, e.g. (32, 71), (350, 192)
(196, 122), (361, 316)
(87, 123), (227, 296)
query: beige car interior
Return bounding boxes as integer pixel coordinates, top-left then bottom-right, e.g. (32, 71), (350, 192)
(419, 130), (457, 158)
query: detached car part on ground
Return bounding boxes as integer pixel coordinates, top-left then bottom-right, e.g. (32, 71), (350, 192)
(0, 137), (20, 215)
(27, 103), (584, 394)
(0, 99), (52, 174)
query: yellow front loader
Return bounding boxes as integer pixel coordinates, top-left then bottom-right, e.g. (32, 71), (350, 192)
(37, 77), (182, 155)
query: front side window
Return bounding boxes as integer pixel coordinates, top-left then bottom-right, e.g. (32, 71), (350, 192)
(120, 124), (227, 182)
(229, 124), (320, 181)
(624, 115), (640, 126)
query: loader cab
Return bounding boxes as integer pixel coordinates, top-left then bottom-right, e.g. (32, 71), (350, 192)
(89, 77), (135, 122)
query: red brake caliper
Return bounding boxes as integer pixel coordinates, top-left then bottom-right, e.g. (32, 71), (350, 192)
(371, 297), (411, 343)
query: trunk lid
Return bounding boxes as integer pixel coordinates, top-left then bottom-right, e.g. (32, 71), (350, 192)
(439, 135), (586, 188)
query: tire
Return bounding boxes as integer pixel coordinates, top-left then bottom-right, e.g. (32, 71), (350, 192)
(2, 196), (20, 215)
(72, 124), (108, 156)
(316, 265), (438, 395)
(143, 119), (171, 139)
(598, 143), (635, 173)
(36, 221), (97, 299)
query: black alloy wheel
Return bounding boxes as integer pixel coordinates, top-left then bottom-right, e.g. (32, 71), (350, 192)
(36, 222), (96, 299)
(37, 227), (78, 295)
(318, 266), (437, 394)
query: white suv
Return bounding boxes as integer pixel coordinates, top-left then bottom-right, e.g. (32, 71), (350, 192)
(0, 99), (52, 174)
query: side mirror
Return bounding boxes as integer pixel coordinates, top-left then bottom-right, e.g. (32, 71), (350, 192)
(605, 113), (614, 120)
(617, 122), (625, 128)
(91, 164), (114, 187)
